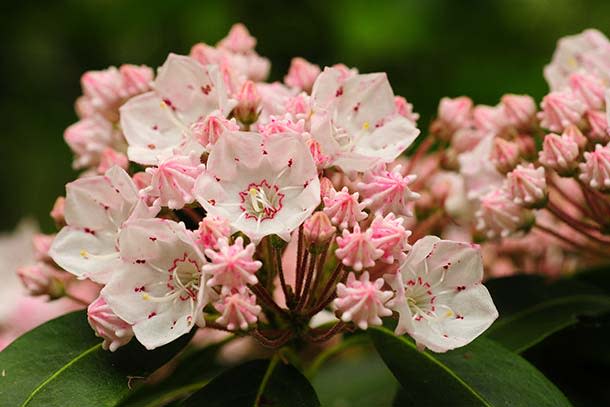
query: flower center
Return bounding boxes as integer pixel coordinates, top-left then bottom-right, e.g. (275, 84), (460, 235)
(239, 180), (285, 221)
(168, 254), (201, 301)
(404, 276), (455, 322)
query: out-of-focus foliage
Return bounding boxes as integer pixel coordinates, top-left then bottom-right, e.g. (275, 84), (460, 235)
(1, 0), (609, 232)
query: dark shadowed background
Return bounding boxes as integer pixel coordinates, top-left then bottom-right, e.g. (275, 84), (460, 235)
(1, 0), (609, 232)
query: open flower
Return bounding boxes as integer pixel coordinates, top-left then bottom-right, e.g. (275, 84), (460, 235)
(388, 236), (498, 352)
(50, 166), (159, 283)
(194, 131), (320, 242)
(120, 53), (235, 165)
(309, 67), (420, 172)
(102, 218), (207, 350)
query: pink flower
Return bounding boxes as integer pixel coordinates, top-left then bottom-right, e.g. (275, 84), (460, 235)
(120, 53), (235, 165)
(50, 166), (159, 284)
(142, 154), (205, 210)
(538, 133), (580, 175)
(217, 23), (257, 53)
(388, 236), (498, 352)
(579, 143), (610, 191)
(333, 271), (393, 330)
(475, 189), (534, 239)
(473, 105), (508, 134)
(501, 94), (536, 129)
(323, 187), (367, 230)
(32, 234), (55, 262)
(505, 164), (547, 208)
(214, 286), (261, 331)
(310, 67), (420, 172)
(195, 132), (320, 242)
(191, 111), (240, 149)
(356, 165), (420, 217)
(195, 216), (231, 251)
(538, 90), (586, 132)
(258, 114), (305, 137)
(568, 72), (606, 110)
(305, 137), (332, 169)
(97, 148), (129, 174)
(370, 213), (411, 264)
(87, 296), (134, 352)
(203, 237), (261, 288)
(285, 93), (312, 120)
(394, 96), (420, 124)
(563, 124), (588, 150)
(80, 67), (124, 118)
(102, 218), (208, 350)
(490, 138), (520, 174)
(303, 212), (336, 246)
(284, 57), (321, 93)
(452, 128), (486, 153)
(335, 224), (384, 271)
(255, 82), (296, 122)
(437, 96), (473, 131)
(119, 64), (153, 97)
(64, 115), (120, 169)
(233, 80), (262, 124)
(585, 110), (610, 144)
(50, 197), (66, 226)
(17, 263), (59, 297)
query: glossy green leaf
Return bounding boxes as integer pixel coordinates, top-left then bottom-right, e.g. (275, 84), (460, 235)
(485, 275), (610, 353)
(179, 358), (320, 407)
(369, 326), (571, 407)
(0, 310), (193, 407)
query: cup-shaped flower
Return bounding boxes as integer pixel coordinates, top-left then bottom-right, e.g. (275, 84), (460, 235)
(357, 164), (420, 217)
(87, 295), (134, 352)
(203, 237), (261, 288)
(213, 286), (261, 331)
(387, 236), (498, 352)
(120, 53), (235, 165)
(102, 218), (207, 350)
(50, 166), (159, 284)
(334, 271), (393, 330)
(310, 67), (420, 172)
(194, 131), (320, 243)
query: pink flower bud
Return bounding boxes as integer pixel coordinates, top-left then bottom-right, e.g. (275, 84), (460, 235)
(370, 214), (411, 264)
(285, 93), (312, 120)
(214, 286), (261, 331)
(258, 114), (305, 137)
(17, 263), (61, 297)
(319, 177), (334, 200)
(88, 296), (133, 352)
(191, 112), (240, 149)
(394, 96), (420, 124)
(451, 128), (486, 153)
(538, 133), (580, 175)
(335, 224), (384, 271)
(356, 165), (420, 217)
(64, 115), (115, 169)
(501, 94), (536, 130)
(217, 23), (257, 53)
(303, 212), (336, 246)
(585, 110), (610, 144)
(233, 80), (261, 124)
(473, 105), (508, 134)
(579, 143), (610, 191)
(323, 187), (368, 230)
(505, 164), (547, 208)
(306, 137), (331, 169)
(196, 215), (232, 250)
(284, 57), (321, 93)
(563, 124), (588, 150)
(33, 234), (55, 262)
(476, 189), (534, 239)
(568, 72), (606, 110)
(437, 96), (473, 132)
(97, 148), (129, 174)
(50, 196), (66, 226)
(80, 67), (123, 112)
(143, 154), (205, 210)
(490, 138), (520, 174)
(203, 237), (261, 288)
(119, 64), (153, 97)
(538, 90), (586, 132)
(333, 271), (393, 330)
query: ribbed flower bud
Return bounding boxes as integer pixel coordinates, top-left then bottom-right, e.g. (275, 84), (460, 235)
(233, 80), (261, 125)
(538, 133), (580, 176)
(303, 212), (336, 246)
(505, 164), (548, 208)
(579, 143), (610, 191)
(490, 138), (520, 174)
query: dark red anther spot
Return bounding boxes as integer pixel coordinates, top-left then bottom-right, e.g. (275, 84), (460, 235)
(288, 158), (293, 167)
(134, 286), (145, 292)
(234, 157), (240, 162)
(262, 150), (268, 155)
(148, 143), (156, 150)
(162, 98), (176, 111)
(149, 236), (157, 242)
(456, 286), (466, 292)
(201, 84), (212, 95)
(443, 334), (449, 338)
(335, 87), (344, 97)
(84, 227), (95, 236)
(456, 314), (464, 320)
(209, 199), (216, 206)
(443, 264), (449, 270)
(135, 259), (146, 264)
(353, 102), (360, 112)
(152, 124), (159, 130)
(148, 312), (157, 319)
(214, 176), (221, 182)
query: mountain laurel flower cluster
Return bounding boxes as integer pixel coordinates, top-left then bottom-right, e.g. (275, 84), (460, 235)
(17, 23), (506, 356)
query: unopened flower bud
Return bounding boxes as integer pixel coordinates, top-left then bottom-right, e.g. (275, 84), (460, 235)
(568, 72), (606, 110)
(284, 57), (321, 93)
(87, 296), (133, 352)
(579, 143), (610, 191)
(394, 96), (420, 124)
(233, 80), (261, 125)
(119, 64), (153, 97)
(490, 138), (520, 174)
(303, 212), (336, 246)
(514, 134), (537, 161)
(505, 164), (548, 208)
(437, 96), (473, 132)
(501, 94), (536, 130)
(451, 128), (485, 153)
(192, 112), (240, 149)
(585, 110), (610, 144)
(214, 286), (261, 331)
(258, 114), (305, 137)
(336, 225), (384, 271)
(50, 197), (66, 227)
(538, 90), (586, 132)
(538, 133), (580, 176)
(196, 215), (232, 250)
(473, 105), (508, 134)
(217, 23), (257, 53)
(97, 148), (128, 174)
(563, 125), (588, 151)
(475, 189), (534, 239)
(17, 263), (63, 298)
(33, 234), (54, 262)
(319, 177), (334, 200)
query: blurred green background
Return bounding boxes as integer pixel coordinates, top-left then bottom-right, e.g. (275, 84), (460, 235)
(1, 0), (609, 232)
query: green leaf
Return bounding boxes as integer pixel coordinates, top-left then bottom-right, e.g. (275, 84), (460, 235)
(369, 326), (571, 407)
(485, 275), (610, 353)
(0, 310), (193, 407)
(179, 358), (320, 407)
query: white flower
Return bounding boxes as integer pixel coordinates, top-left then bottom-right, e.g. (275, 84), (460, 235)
(388, 236), (498, 352)
(102, 218), (208, 350)
(194, 131), (320, 242)
(50, 166), (159, 284)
